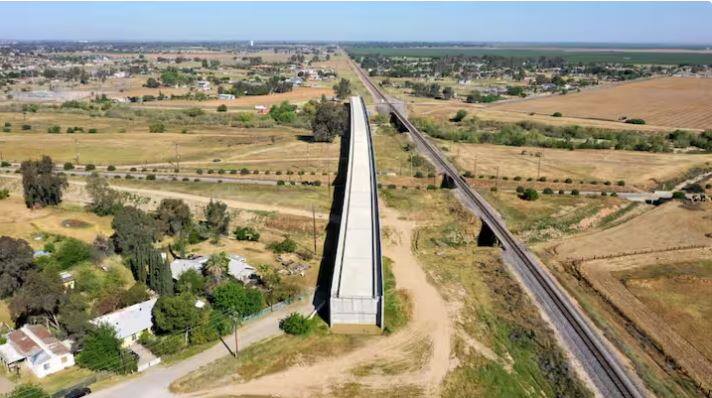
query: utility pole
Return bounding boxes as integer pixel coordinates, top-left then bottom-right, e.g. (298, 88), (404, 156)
(311, 204), (317, 254)
(174, 142), (180, 172)
(537, 154), (542, 179)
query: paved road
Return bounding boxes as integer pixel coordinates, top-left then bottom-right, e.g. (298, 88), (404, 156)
(89, 298), (315, 398)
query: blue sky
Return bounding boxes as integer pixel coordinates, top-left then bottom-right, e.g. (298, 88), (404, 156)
(0, 2), (711, 44)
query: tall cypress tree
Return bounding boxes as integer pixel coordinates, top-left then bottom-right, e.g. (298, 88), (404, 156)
(148, 250), (173, 296)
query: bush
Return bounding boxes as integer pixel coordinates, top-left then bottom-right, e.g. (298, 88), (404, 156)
(149, 121), (166, 133)
(513, 176), (522, 181)
(22, 124), (31, 131)
(564, 178), (573, 184)
(234, 226), (260, 242)
(0, 188), (9, 200)
(520, 188), (539, 201)
(490, 187), (497, 192)
(47, 125), (61, 134)
(54, 238), (92, 269)
(85, 164), (96, 171)
(196, 168), (203, 175)
(414, 171), (424, 178)
(625, 118), (646, 125)
(217, 104), (228, 112)
(240, 168), (249, 175)
(552, 112), (562, 117)
(1, 160), (10, 167)
(269, 237), (297, 253)
(107, 165), (116, 171)
(571, 189), (580, 196)
(516, 186), (525, 193)
(279, 313), (314, 335)
(558, 189), (565, 195)
(672, 191), (686, 200)
(63, 162), (74, 170)
(276, 180), (285, 186)
(5, 384), (49, 398)
(146, 174), (156, 181)
(543, 187), (554, 194)
(426, 184), (437, 190)
(617, 180), (626, 186)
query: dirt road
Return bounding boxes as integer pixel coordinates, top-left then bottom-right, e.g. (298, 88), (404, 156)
(0, 174), (328, 220)
(185, 207), (454, 397)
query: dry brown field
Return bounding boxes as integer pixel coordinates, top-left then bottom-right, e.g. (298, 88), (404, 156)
(491, 77), (712, 130)
(0, 195), (113, 247)
(441, 142), (712, 189)
(547, 201), (712, 259)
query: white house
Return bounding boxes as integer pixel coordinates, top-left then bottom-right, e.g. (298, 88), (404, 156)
(91, 298), (158, 347)
(218, 93), (235, 100)
(196, 80), (211, 92)
(0, 325), (75, 378)
(170, 254), (257, 283)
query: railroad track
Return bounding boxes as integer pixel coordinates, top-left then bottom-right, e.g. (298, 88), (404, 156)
(350, 59), (645, 398)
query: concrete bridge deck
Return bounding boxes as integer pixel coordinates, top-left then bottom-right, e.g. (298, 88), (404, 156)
(329, 96), (384, 329)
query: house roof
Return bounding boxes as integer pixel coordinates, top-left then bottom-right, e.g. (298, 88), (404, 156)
(91, 298), (158, 340)
(169, 254), (256, 281)
(0, 324), (70, 364)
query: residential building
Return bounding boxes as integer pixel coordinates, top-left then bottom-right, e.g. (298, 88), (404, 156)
(196, 80), (211, 91)
(218, 93), (235, 100)
(59, 271), (75, 290)
(0, 325), (74, 378)
(170, 254), (257, 283)
(90, 298), (158, 347)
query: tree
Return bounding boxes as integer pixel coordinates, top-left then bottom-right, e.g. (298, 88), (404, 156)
(279, 312), (313, 335)
(149, 121), (166, 133)
(441, 86), (455, 100)
(57, 292), (91, 342)
(333, 78), (352, 100)
(451, 109), (468, 123)
(203, 252), (229, 282)
(145, 77), (160, 88)
(216, 104), (228, 112)
(210, 281), (263, 317)
(152, 293), (201, 336)
(111, 206), (160, 283)
(54, 238), (92, 269)
(120, 283), (150, 307)
(0, 237), (35, 298)
(148, 255), (174, 296)
(5, 384), (49, 398)
(204, 200), (230, 241)
(10, 270), (65, 328)
(77, 324), (137, 374)
(520, 188), (539, 201)
(311, 99), (347, 143)
(234, 226), (260, 242)
(268, 101), (297, 124)
(269, 236), (297, 254)
(155, 199), (192, 236)
(176, 269), (206, 295)
(86, 174), (124, 216)
(21, 156), (67, 208)
(257, 264), (281, 306)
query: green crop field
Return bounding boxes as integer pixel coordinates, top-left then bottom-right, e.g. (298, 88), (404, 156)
(346, 47), (712, 65)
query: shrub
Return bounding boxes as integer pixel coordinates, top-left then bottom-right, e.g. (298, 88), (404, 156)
(601, 191), (608, 196)
(146, 174), (156, 181)
(149, 121), (166, 133)
(538, 176), (547, 182)
(1, 161), (10, 167)
(552, 112), (562, 117)
(234, 226), (260, 242)
(54, 238), (92, 269)
(387, 184), (397, 189)
(543, 187), (554, 194)
(513, 176), (522, 181)
(276, 180), (285, 186)
(107, 165), (116, 171)
(217, 169), (225, 175)
(63, 162), (74, 170)
(625, 118), (646, 125)
(463, 171), (473, 178)
(22, 124), (31, 131)
(217, 104), (228, 112)
(240, 168), (249, 175)
(564, 178), (573, 184)
(571, 189), (580, 196)
(88, 128), (98, 134)
(520, 188), (539, 201)
(558, 189), (565, 195)
(426, 184), (437, 190)
(0, 188), (9, 200)
(617, 180), (626, 186)
(47, 125), (61, 134)
(279, 313), (314, 335)
(414, 171), (424, 178)
(604, 180), (611, 186)
(196, 168), (203, 175)
(85, 164), (96, 171)
(130, 167), (137, 172)
(490, 187), (497, 192)
(269, 237), (297, 253)
(672, 191), (686, 199)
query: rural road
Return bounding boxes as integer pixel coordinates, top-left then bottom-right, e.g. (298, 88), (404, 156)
(88, 297), (315, 398)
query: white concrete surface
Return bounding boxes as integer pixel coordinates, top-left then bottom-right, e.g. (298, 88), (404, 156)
(330, 96), (383, 327)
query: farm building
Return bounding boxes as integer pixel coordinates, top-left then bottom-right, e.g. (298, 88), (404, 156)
(0, 325), (75, 378)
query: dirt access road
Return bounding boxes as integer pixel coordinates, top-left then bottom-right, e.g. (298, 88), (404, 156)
(184, 207), (455, 397)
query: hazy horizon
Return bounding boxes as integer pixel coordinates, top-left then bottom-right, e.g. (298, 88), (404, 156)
(0, 2), (711, 45)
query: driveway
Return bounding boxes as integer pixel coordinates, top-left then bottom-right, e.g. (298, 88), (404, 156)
(89, 297), (315, 398)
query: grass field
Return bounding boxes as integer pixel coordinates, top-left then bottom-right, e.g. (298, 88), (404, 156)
(347, 47), (712, 65)
(492, 77), (712, 130)
(443, 142), (712, 190)
(617, 260), (712, 362)
(0, 196), (113, 247)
